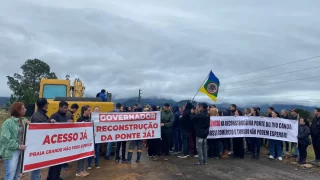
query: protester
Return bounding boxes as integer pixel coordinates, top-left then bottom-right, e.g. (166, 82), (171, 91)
(191, 103), (210, 165)
(172, 106), (182, 154)
(115, 105), (127, 163)
(147, 105), (160, 159)
(160, 103), (174, 161)
(311, 107), (320, 164)
(208, 107), (221, 159)
(289, 108), (299, 158)
(269, 111), (283, 160)
(178, 103), (192, 159)
(76, 105), (91, 177)
(280, 109), (290, 155)
(47, 101), (70, 180)
(88, 106), (101, 169)
(250, 108), (261, 159)
(123, 106), (144, 164)
(297, 118), (311, 164)
(0, 102), (28, 180)
(233, 109), (244, 159)
(29, 98), (50, 180)
(105, 103), (121, 160)
(61, 103), (79, 171)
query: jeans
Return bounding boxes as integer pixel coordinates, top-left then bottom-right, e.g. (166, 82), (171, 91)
(270, 139), (282, 158)
(4, 150), (21, 180)
(30, 169), (41, 180)
(291, 143), (299, 156)
(106, 142), (115, 156)
(181, 129), (189, 156)
(196, 137), (208, 164)
(76, 159), (86, 173)
(88, 143), (100, 166)
(173, 129), (182, 152)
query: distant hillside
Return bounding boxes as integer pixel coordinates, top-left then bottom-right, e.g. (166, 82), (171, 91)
(0, 97), (9, 107)
(0, 96), (315, 112)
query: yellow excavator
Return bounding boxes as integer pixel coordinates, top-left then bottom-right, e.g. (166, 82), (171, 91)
(38, 75), (114, 119)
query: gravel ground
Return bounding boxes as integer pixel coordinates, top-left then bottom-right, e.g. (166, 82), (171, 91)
(1, 149), (320, 180)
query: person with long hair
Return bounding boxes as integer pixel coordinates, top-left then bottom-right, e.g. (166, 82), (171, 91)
(269, 111), (283, 160)
(88, 106), (101, 170)
(0, 102), (29, 180)
(233, 110), (244, 159)
(76, 105), (91, 177)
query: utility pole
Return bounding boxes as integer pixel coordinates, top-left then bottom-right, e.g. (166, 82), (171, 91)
(138, 89), (142, 104)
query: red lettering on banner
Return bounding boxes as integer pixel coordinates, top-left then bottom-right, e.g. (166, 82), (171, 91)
(99, 112), (157, 122)
(42, 133), (79, 145)
(101, 135), (107, 141)
(115, 133), (141, 140)
(210, 120), (221, 127)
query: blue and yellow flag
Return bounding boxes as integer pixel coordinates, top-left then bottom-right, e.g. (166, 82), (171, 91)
(199, 71), (220, 102)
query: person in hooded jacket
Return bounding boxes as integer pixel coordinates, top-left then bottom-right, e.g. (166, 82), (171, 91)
(190, 103), (210, 165)
(96, 89), (107, 102)
(172, 106), (182, 154)
(178, 103), (193, 159)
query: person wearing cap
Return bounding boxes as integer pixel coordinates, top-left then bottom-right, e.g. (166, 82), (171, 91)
(190, 102), (210, 165)
(311, 108), (320, 164)
(159, 103), (174, 161)
(29, 98), (52, 180)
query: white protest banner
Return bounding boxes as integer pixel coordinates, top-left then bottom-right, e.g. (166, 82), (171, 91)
(92, 111), (161, 143)
(22, 122), (94, 173)
(208, 116), (298, 143)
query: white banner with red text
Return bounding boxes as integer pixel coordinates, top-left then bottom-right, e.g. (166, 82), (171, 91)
(208, 116), (298, 143)
(92, 111), (161, 143)
(22, 123), (94, 173)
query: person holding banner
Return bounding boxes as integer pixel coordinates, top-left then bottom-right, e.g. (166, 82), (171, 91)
(46, 101), (70, 180)
(232, 110), (244, 159)
(0, 102), (29, 180)
(29, 98), (51, 180)
(268, 111), (283, 161)
(159, 103), (174, 161)
(250, 108), (261, 159)
(75, 105), (91, 177)
(88, 106), (101, 169)
(311, 108), (320, 164)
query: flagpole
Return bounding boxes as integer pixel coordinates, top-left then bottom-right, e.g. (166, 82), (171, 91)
(190, 70), (211, 103)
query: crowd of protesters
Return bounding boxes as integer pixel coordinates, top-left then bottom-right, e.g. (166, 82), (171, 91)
(1, 96), (320, 180)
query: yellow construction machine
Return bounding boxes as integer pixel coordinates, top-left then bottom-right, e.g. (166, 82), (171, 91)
(38, 75), (114, 119)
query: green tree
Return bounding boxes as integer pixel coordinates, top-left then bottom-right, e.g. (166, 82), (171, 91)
(7, 59), (57, 104)
(295, 108), (312, 122)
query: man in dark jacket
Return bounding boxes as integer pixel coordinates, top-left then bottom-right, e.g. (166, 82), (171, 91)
(311, 108), (320, 165)
(47, 101), (69, 180)
(96, 89), (107, 101)
(30, 98), (51, 180)
(191, 103), (210, 165)
(178, 102), (193, 159)
(172, 106), (182, 154)
(160, 103), (174, 160)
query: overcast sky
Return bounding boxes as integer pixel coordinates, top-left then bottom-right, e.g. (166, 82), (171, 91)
(1, 0), (320, 106)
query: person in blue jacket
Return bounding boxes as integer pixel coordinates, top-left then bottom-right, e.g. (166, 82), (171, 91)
(96, 89), (107, 101)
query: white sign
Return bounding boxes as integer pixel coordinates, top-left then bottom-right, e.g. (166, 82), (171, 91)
(208, 116), (299, 143)
(22, 123), (94, 173)
(92, 112), (161, 143)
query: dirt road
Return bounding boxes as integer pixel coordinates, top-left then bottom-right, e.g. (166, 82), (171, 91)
(1, 151), (320, 180)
